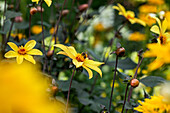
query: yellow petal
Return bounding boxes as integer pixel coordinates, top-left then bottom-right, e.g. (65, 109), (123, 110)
(152, 17), (161, 29)
(44, 0), (52, 7)
(7, 42), (19, 51)
(4, 51), (18, 58)
(24, 40), (36, 51)
(164, 33), (170, 43)
(134, 18), (146, 26)
(128, 19), (136, 24)
(148, 58), (164, 71)
(32, 0), (39, 4)
(72, 59), (83, 68)
(17, 55), (24, 64)
(117, 3), (126, 16)
(24, 55), (36, 64)
(82, 65), (93, 79)
(27, 49), (43, 55)
(84, 59), (104, 66)
(84, 63), (102, 77)
(54, 44), (75, 59)
(150, 25), (160, 34)
(162, 18), (168, 34)
(68, 46), (77, 56)
(57, 51), (68, 56)
(113, 6), (120, 11)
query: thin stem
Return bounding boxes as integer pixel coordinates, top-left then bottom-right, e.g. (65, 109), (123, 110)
(109, 55), (119, 112)
(66, 68), (76, 113)
(134, 57), (143, 79)
(29, 14), (32, 40)
(121, 83), (129, 113)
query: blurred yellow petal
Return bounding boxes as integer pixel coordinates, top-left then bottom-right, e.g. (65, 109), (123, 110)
(112, 6), (120, 11)
(117, 3), (126, 16)
(17, 55), (24, 64)
(153, 17), (162, 29)
(148, 58), (164, 71)
(24, 40), (36, 51)
(82, 65), (93, 79)
(32, 0), (39, 4)
(162, 18), (168, 34)
(84, 59), (104, 66)
(150, 25), (160, 34)
(44, 0), (52, 7)
(68, 46), (77, 56)
(72, 59), (83, 68)
(134, 18), (146, 26)
(84, 63), (102, 77)
(24, 55), (36, 64)
(4, 51), (18, 58)
(57, 51), (68, 56)
(7, 42), (19, 51)
(27, 49), (43, 55)
(54, 44), (75, 59)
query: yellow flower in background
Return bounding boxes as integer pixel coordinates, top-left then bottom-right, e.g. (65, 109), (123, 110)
(94, 23), (105, 31)
(128, 32), (146, 41)
(134, 95), (170, 113)
(165, 11), (170, 30)
(31, 0), (52, 7)
(150, 17), (170, 44)
(54, 44), (104, 79)
(144, 43), (170, 71)
(139, 4), (157, 13)
(31, 25), (43, 34)
(0, 62), (66, 113)
(148, 0), (164, 5)
(11, 33), (26, 40)
(139, 13), (156, 26)
(5, 40), (43, 64)
(113, 3), (146, 26)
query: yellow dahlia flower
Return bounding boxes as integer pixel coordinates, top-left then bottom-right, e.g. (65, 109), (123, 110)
(5, 40), (43, 64)
(54, 44), (104, 79)
(113, 3), (146, 26)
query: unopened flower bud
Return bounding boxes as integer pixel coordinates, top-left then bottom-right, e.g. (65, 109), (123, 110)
(61, 9), (69, 17)
(47, 50), (54, 58)
(78, 4), (88, 12)
(7, 4), (14, 10)
(116, 47), (125, 57)
(52, 86), (58, 92)
(30, 7), (37, 15)
(37, 6), (44, 12)
(130, 79), (139, 88)
(14, 16), (23, 23)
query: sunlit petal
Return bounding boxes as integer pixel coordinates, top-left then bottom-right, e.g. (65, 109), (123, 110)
(7, 42), (19, 51)
(57, 51), (68, 56)
(27, 49), (43, 55)
(84, 63), (102, 77)
(72, 59), (83, 68)
(82, 65), (93, 79)
(117, 3), (126, 16)
(32, 0), (39, 4)
(4, 51), (18, 58)
(44, 0), (52, 7)
(150, 25), (160, 34)
(134, 18), (146, 26)
(17, 55), (24, 64)
(84, 59), (104, 66)
(54, 44), (75, 59)
(162, 18), (168, 34)
(24, 40), (36, 51)
(24, 55), (36, 64)
(68, 46), (77, 56)
(148, 58), (164, 71)
(152, 17), (162, 29)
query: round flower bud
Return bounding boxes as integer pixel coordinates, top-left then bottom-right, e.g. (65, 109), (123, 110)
(30, 7), (38, 15)
(61, 9), (69, 17)
(78, 4), (88, 12)
(14, 16), (23, 23)
(116, 47), (125, 57)
(130, 79), (139, 88)
(47, 50), (54, 58)
(37, 6), (44, 12)
(52, 86), (58, 92)
(7, 4), (14, 10)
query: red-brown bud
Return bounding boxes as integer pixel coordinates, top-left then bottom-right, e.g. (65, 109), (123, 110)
(130, 79), (139, 88)
(47, 50), (54, 58)
(61, 9), (69, 17)
(7, 4), (14, 10)
(116, 47), (125, 57)
(37, 6), (44, 12)
(78, 4), (88, 12)
(52, 86), (58, 92)
(14, 16), (23, 23)
(30, 7), (38, 15)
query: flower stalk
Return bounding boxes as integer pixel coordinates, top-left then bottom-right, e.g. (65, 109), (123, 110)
(121, 83), (129, 113)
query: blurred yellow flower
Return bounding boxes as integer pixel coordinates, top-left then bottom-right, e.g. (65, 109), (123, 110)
(32, 0), (52, 7)
(5, 40), (43, 64)
(165, 11), (170, 30)
(139, 13), (156, 26)
(54, 44), (104, 79)
(150, 17), (170, 44)
(0, 62), (66, 113)
(113, 3), (146, 26)
(11, 33), (26, 40)
(129, 32), (146, 41)
(94, 23), (105, 31)
(134, 95), (170, 113)
(144, 43), (170, 71)
(148, 0), (164, 5)
(139, 4), (157, 13)
(31, 25), (43, 34)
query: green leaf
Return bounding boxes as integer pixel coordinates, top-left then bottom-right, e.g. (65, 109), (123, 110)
(5, 11), (22, 20)
(14, 21), (29, 29)
(140, 76), (165, 87)
(106, 58), (137, 70)
(125, 102), (133, 109)
(78, 97), (93, 105)
(117, 71), (131, 80)
(87, 49), (101, 61)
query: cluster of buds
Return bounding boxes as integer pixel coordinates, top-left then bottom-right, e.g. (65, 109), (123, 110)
(14, 16), (23, 23)
(30, 6), (44, 15)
